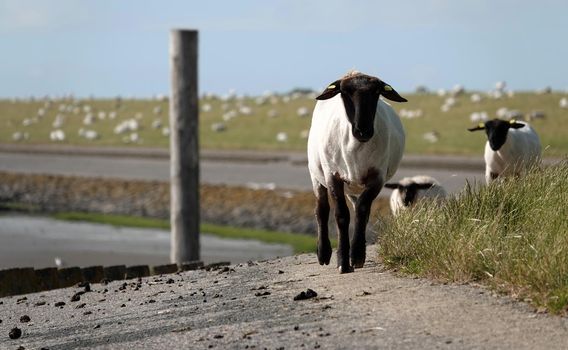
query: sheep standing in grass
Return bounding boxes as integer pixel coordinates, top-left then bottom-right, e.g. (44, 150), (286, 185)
(308, 71), (407, 273)
(384, 175), (447, 216)
(468, 119), (541, 183)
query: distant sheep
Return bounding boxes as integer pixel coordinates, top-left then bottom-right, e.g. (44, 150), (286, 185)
(49, 129), (65, 142)
(308, 71), (407, 273)
(297, 107), (309, 118)
(211, 122), (227, 132)
(276, 132), (288, 142)
(468, 119), (541, 183)
(385, 175), (447, 215)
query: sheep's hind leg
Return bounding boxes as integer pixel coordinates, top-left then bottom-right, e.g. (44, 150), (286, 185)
(330, 175), (353, 274)
(351, 180), (381, 268)
(315, 184), (332, 265)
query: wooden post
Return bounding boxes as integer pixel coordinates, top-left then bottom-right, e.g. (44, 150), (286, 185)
(169, 29), (200, 264)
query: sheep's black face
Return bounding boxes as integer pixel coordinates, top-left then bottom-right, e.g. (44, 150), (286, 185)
(340, 76), (381, 142)
(485, 120), (511, 151)
(385, 182), (434, 207)
(315, 73), (407, 143)
(467, 119), (525, 151)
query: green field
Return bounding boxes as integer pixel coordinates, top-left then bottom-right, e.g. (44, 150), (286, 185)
(1, 91), (567, 156)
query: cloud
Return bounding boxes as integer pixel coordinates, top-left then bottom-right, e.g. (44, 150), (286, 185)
(0, 0), (89, 33)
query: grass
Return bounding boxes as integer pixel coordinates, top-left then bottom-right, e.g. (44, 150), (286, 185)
(379, 161), (568, 313)
(52, 211), (327, 254)
(1, 91), (567, 156)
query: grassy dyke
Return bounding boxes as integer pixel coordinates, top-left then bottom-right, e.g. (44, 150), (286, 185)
(52, 211), (329, 254)
(379, 161), (568, 313)
(1, 91), (567, 156)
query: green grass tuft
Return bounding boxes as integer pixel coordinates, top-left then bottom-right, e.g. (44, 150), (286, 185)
(379, 161), (568, 313)
(52, 212), (324, 254)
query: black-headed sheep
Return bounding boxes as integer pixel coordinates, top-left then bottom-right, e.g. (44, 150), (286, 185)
(307, 71), (407, 273)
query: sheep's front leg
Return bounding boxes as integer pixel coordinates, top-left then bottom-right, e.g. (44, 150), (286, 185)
(330, 175), (353, 274)
(315, 184), (332, 265)
(351, 182), (381, 268)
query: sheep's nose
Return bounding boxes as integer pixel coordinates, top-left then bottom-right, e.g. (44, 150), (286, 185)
(354, 128), (373, 142)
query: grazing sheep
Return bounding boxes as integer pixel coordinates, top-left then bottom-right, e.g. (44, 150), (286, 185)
(422, 131), (440, 143)
(495, 81), (506, 91)
(528, 110), (546, 121)
(238, 105), (253, 115)
(297, 107), (310, 118)
(399, 108), (423, 119)
(79, 128), (99, 140)
(83, 113), (95, 125)
(267, 109), (279, 118)
(222, 110), (238, 121)
(451, 84), (465, 96)
(201, 103), (212, 112)
(468, 119), (541, 183)
(470, 93), (482, 103)
(151, 119), (163, 129)
(52, 114), (65, 128)
(470, 111), (489, 123)
(308, 71), (407, 273)
(276, 132), (288, 142)
(560, 97), (568, 109)
(49, 130), (66, 142)
(385, 175), (447, 215)
(12, 131), (29, 141)
(211, 122), (227, 132)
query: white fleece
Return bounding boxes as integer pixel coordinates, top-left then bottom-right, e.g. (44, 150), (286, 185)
(307, 94), (405, 197)
(484, 121), (541, 183)
(389, 175), (447, 216)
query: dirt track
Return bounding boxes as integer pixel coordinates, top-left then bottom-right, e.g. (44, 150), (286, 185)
(2, 245), (567, 349)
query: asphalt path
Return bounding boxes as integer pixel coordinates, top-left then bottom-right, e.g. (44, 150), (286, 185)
(0, 151), (485, 195)
(2, 245), (567, 349)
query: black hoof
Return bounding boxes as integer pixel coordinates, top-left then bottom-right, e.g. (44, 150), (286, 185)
(317, 240), (332, 265)
(351, 251), (366, 269)
(351, 242), (366, 269)
(338, 265), (354, 274)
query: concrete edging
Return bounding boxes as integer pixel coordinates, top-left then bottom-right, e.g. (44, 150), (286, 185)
(0, 261), (206, 297)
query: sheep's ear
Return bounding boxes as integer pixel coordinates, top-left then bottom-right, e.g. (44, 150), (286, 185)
(316, 80), (341, 100)
(384, 183), (400, 190)
(509, 120), (525, 129)
(467, 123), (485, 132)
(380, 81), (407, 103)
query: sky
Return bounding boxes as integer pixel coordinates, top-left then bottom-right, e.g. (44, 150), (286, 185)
(0, 0), (566, 97)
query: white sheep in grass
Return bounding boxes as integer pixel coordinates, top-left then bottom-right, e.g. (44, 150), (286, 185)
(384, 175), (447, 216)
(308, 71), (407, 273)
(468, 119), (541, 183)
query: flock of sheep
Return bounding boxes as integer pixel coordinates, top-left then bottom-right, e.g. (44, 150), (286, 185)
(201, 90), (314, 143)
(10, 95), (170, 144)
(307, 71), (546, 274)
(8, 91), (317, 145)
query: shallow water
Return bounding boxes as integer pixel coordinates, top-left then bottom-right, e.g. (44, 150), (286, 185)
(0, 214), (294, 269)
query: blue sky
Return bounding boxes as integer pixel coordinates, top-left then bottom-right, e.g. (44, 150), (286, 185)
(0, 0), (566, 97)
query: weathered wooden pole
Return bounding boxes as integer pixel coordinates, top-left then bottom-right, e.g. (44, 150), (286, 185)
(169, 29), (200, 264)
